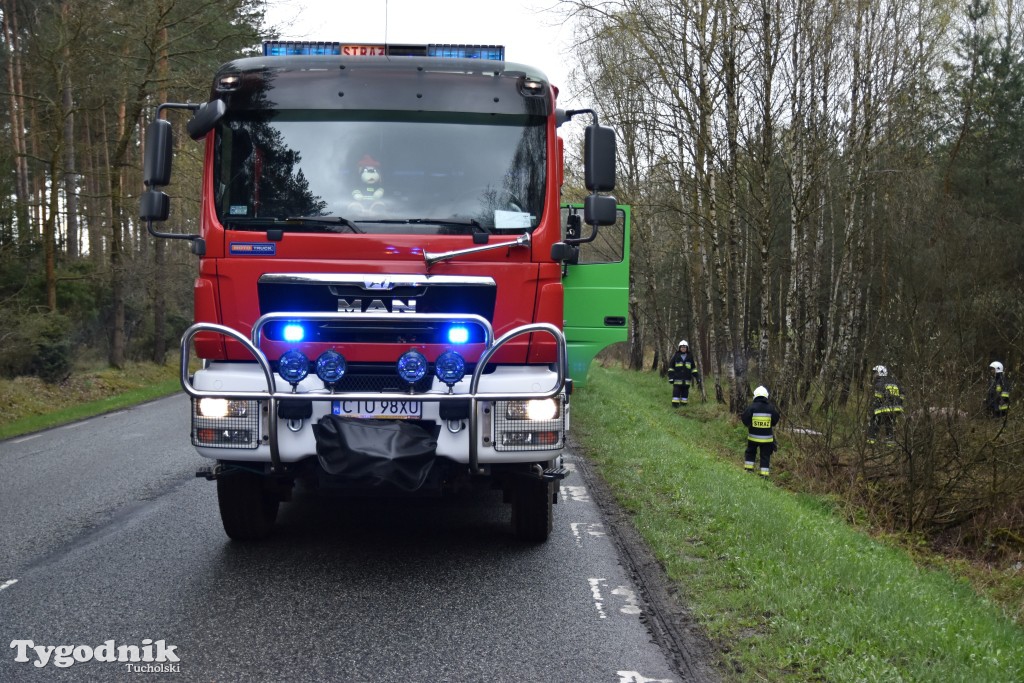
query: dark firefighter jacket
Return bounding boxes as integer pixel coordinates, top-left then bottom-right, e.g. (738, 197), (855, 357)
(987, 373), (1011, 416)
(871, 377), (905, 416)
(741, 396), (781, 444)
(668, 351), (699, 384)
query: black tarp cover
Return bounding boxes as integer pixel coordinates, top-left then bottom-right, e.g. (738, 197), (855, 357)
(313, 415), (438, 491)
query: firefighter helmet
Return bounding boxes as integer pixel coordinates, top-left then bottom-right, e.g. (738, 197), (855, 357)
(678, 340), (688, 348)
(872, 365), (888, 377)
(753, 385), (769, 399)
(990, 361), (1004, 373)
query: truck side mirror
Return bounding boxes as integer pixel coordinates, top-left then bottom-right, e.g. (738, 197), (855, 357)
(143, 119), (173, 188)
(584, 194), (618, 227)
(140, 190), (170, 222)
(551, 242), (579, 264)
(186, 99), (226, 140)
(142, 101), (210, 247)
(584, 124), (616, 192)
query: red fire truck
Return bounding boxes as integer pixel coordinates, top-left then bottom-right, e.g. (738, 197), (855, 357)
(140, 41), (628, 542)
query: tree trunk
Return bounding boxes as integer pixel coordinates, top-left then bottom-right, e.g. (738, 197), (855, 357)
(45, 147), (61, 311)
(2, 0), (31, 238)
(62, 51), (79, 258)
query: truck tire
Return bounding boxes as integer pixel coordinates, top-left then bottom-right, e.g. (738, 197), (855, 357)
(216, 471), (279, 541)
(511, 478), (553, 542)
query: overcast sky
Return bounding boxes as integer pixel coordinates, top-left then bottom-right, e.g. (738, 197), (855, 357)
(261, 0), (582, 102)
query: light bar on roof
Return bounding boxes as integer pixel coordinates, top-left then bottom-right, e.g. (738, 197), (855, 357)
(263, 41), (342, 56)
(426, 45), (504, 60)
(262, 41), (504, 60)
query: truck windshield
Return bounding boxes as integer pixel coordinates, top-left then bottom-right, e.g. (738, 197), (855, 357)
(213, 111), (546, 234)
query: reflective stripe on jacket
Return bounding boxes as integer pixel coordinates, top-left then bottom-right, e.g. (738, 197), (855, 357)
(747, 413), (775, 442)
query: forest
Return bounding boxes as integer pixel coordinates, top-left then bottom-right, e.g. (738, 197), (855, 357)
(563, 0), (1024, 558)
(1, 1), (1023, 559)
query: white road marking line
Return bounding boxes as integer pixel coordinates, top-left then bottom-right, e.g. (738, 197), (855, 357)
(0, 579), (18, 592)
(588, 578), (608, 619)
(616, 671), (674, 683)
(12, 433), (42, 443)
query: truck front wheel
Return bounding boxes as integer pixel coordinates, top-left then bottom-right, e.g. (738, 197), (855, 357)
(511, 478), (554, 542)
(216, 470), (279, 541)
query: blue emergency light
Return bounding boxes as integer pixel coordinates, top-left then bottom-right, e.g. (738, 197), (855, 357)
(283, 323), (305, 342)
(262, 41), (504, 60)
(426, 45), (505, 60)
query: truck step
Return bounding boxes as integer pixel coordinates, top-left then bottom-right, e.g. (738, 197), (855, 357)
(542, 466), (570, 481)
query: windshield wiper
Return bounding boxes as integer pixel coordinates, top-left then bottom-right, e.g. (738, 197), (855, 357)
(370, 218), (490, 235)
(284, 215), (361, 233)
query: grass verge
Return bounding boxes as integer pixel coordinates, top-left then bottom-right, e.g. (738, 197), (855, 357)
(0, 362), (181, 440)
(571, 364), (1024, 682)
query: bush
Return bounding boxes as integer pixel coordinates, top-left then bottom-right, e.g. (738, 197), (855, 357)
(0, 311), (76, 383)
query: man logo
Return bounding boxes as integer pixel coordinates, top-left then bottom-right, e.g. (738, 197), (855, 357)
(363, 277), (393, 290)
(337, 298), (416, 313)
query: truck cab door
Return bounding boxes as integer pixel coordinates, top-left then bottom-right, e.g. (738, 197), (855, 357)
(561, 204), (631, 387)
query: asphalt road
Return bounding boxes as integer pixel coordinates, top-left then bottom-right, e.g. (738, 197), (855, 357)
(0, 394), (717, 682)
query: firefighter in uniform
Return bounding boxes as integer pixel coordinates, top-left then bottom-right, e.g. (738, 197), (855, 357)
(668, 340), (700, 407)
(867, 365), (904, 444)
(741, 386), (781, 477)
(985, 361), (1010, 418)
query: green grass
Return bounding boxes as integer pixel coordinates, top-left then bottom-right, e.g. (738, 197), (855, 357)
(0, 362), (181, 440)
(572, 364), (1024, 683)
(5, 360), (1023, 681)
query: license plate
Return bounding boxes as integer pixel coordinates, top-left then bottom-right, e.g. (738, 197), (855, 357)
(332, 400), (422, 419)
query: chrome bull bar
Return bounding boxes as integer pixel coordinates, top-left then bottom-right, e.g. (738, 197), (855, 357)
(179, 312), (567, 475)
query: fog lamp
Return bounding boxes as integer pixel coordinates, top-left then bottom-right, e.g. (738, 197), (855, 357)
(278, 350), (309, 385)
(434, 350), (466, 386)
(316, 350), (347, 385)
(397, 350), (428, 384)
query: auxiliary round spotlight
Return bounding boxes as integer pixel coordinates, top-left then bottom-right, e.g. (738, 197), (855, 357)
(316, 350), (347, 385)
(396, 350), (428, 384)
(434, 350), (466, 386)
(278, 350), (309, 385)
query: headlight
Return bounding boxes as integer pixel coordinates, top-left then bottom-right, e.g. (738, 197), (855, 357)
(192, 399), (260, 449)
(494, 398), (565, 452)
(197, 398), (250, 418)
(505, 399), (560, 421)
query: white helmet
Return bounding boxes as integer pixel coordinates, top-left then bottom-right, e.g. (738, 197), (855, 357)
(872, 365), (888, 377)
(678, 340), (688, 348)
(753, 386), (769, 399)
(990, 361), (1004, 373)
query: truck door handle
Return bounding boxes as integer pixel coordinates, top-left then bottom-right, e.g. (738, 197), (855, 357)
(604, 316), (626, 327)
